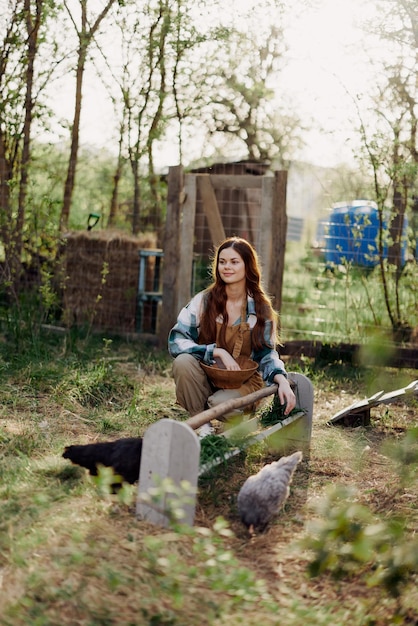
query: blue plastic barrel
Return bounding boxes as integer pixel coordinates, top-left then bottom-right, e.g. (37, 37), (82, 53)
(324, 201), (408, 267)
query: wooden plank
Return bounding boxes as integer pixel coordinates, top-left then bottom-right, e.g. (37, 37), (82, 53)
(378, 379), (418, 403)
(280, 340), (418, 369)
(258, 176), (274, 288)
(137, 419), (200, 527)
(208, 174), (263, 189)
(177, 174), (196, 311)
(159, 166), (183, 348)
(197, 174), (226, 246)
(327, 391), (385, 426)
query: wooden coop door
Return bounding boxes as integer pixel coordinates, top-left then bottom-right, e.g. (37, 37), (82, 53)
(159, 166), (288, 348)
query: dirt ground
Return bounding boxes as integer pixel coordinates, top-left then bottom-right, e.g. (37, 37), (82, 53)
(191, 378), (418, 624)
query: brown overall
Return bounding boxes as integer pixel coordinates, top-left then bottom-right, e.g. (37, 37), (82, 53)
(214, 301), (263, 395)
(172, 302), (263, 417)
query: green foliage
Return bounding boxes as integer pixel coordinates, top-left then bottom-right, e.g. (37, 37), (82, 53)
(258, 395), (303, 426)
(302, 477), (418, 607)
(282, 245), (418, 343)
(140, 501), (276, 618)
(381, 426), (418, 482)
(303, 484), (382, 578)
(199, 434), (236, 466)
(53, 359), (131, 408)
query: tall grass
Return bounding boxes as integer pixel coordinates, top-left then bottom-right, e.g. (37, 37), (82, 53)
(281, 243), (418, 343)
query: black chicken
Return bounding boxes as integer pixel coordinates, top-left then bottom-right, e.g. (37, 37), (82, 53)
(237, 450), (303, 535)
(62, 437), (143, 487)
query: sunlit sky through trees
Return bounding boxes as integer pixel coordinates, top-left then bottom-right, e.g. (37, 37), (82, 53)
(46, 0), (386, 170)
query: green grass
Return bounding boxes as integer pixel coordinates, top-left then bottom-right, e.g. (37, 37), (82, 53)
(0, 324), (417, 625)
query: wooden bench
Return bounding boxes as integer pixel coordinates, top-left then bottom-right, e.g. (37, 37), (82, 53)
(136, 372), (313, 527)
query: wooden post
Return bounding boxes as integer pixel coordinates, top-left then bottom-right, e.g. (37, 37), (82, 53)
(177, 175), (197, 311)
(268, 170), (288, 314)
(159, 166), (184, 348)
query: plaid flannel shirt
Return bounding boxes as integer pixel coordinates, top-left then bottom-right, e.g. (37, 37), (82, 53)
(168, 291), (288, 385)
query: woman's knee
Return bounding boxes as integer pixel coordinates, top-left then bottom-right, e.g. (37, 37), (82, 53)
(172, 353), (198, 377)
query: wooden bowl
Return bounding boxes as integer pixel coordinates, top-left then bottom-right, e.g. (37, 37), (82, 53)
(200, 355), (258, 389)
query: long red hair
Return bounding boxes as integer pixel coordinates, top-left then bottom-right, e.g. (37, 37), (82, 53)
(198, 237), (279, 350)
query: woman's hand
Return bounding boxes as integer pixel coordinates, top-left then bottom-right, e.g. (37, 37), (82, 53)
(213, 348), (241, 371)
(273, 374), (296, 415)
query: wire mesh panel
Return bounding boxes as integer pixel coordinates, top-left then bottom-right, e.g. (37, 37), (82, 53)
(191, 161), (269, 293)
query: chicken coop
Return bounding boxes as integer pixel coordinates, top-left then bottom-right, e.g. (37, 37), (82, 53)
(157, 163), (289, 347)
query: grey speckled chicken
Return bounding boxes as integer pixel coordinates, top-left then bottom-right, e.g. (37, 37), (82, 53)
(237, 451), (303, 535)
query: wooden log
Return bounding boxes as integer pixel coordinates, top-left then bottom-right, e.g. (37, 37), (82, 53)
(159, 166), (184, 347)
(185, 384), (279, 430)
(188, 373), (314, 449)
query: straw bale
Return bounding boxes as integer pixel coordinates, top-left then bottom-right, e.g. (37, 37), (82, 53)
(62, 230), (158, 333)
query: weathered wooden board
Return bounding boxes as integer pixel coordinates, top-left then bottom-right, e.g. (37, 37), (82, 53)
(197, 174), (226, 246)
(328, 380), (418, 426)
(281, 340), (418, 370)
(177, 174), (197, 311)
(268, 171), (288, 313)
(208, 174), (263, 189)
(136, 419), (200, 527)
(159, 166), (184, 346)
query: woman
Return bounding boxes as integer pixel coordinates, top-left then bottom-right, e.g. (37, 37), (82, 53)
(168, 237), (296, 435)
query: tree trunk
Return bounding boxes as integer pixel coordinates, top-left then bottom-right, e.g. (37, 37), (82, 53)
(15, 0), (42, 261)
(59, 0), (117, 232)
(0, 133), (12, 255)
(388, 185), (406, 269)
(108, 122), (125, 228)
(60, 31), (87, 232)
